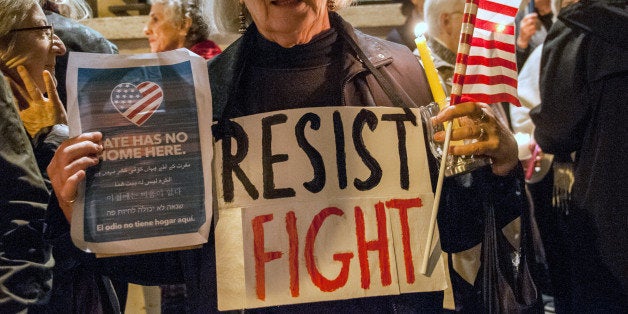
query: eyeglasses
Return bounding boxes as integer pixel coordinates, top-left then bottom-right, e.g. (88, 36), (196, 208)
(10, 25), (54, 45)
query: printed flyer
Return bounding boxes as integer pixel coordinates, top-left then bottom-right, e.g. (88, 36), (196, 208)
(66, 49), (212, 255)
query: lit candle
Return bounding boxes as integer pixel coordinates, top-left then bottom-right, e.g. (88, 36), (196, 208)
(414, 23), (447, 110)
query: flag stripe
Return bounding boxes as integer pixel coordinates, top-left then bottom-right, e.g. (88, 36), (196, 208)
(460, 74), (518, 86)
(478, 0), (519, 16)
(139, 83), (159, 95)
(453, 57), (518, 85)
(466, 55), (518, 71)
(466, 64), (518, 80)
(473, 27), (516, 44)
(451, 0), (522, 106)
(126, 91), (163, 119)
(458, 92), (521, 105)
(469, 45), (517, 62)
(470, 37), (515, 53)
(462, 82), (518, 94)
(474, 18), (515, 35)
(476, 8), (519, 25)
(452, 83), (520, 103)
(132, 101), (162, 125)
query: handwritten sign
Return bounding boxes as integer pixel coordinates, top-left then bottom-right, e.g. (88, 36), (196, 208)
(213, 107), (447, 310)
(66, 49), (213, 255)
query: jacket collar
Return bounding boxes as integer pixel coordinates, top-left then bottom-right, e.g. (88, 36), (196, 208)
(208, 12), (396, 121)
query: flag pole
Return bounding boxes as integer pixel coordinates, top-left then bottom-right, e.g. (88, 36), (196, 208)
(419, 0), (479, 275)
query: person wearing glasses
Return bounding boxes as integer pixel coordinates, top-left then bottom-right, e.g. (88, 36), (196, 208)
(40, 0), (118, 107)
(0, 0), (67, 311)
(0, 0), (68, 182)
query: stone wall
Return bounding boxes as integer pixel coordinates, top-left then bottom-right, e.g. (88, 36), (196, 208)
(80, 3), (405, 54)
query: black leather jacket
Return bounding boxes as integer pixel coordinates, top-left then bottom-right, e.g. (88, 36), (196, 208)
(208, 12), (527, 312)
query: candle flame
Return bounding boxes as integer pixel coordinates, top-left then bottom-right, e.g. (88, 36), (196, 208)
(414, 22), (428, 38)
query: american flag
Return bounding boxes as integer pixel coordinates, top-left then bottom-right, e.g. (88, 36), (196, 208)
(110, 82), (164, 126)
(450, 0), (522, 106)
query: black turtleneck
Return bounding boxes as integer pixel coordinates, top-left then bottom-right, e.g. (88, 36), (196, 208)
(240, 27), (344, 115)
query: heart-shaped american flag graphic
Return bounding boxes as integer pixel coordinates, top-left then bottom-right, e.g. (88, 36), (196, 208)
(110, 82), (164, 126)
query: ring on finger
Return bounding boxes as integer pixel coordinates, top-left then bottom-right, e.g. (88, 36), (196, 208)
(65, 193), (78, 204)
(474, 109), (488, 123)
(476, 126), (487, 141)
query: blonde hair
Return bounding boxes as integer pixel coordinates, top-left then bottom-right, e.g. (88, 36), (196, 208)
(0, 0), (39, 61)
(206, 0), (355, 35)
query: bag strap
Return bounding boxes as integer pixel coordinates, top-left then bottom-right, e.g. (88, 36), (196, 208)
(101, 275), (122, 314)
(338, 29), (408, 109)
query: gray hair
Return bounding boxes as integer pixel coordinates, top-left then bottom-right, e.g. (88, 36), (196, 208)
(205, 0), (356, 35)
(149, 0), (210, 46)
(0, 0), (39, 60)
(423, 0), (464, 36)
(40, 0), (93, 20)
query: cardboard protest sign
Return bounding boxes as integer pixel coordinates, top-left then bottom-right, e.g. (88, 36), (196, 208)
(213, 107), (447, 310)
(66, 49), (213, 255)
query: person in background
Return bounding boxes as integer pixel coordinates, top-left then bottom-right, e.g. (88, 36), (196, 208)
(210, 0), (525, 310)
(514, 0), (553, 70)
(421, 0), (462, 95)
(144, 1), (220, 309)
(386, 0), (425, 51)
(41, 0), (118, 107)
(511, 2), (579, 311)
(0, 73), (54, 314)
(422, 0), (539, 310)
(422, 0), (511, 128)
(0, 0), (68, 189)
(0, 0), (67, 311)
(531, 0), (627, 312)
(144, 0), (221, 59)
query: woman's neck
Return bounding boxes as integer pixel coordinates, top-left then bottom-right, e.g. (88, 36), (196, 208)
(256, 15), (331, 48)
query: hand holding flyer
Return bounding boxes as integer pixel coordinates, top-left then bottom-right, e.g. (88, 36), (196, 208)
(65, 49), (213, 255)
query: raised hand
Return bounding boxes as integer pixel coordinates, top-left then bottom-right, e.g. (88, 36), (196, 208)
(517, 13), (539, 50)
(9, 65), (67, 137)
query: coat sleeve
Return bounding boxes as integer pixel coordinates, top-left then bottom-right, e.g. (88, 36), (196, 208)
(530, 17), (589, 154)
(0, 74), (53, 312)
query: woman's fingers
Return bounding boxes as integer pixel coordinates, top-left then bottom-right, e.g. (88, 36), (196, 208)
(54, 133), (103, 170)
(7, 75), (28, 105)
(43, 70), (67, 124)
(49, 133), (103, 223)
(16, 65), (43, 103)
(435, 123), (487, 142)
(57, 169), (87, 223)
(432, 101), (487, 124)
(48, 132), (103, 203)
(431, 102), (518, 176)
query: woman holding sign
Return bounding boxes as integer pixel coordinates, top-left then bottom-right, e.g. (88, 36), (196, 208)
(47, 0), (526, 312)
(206, 0), (524, 311)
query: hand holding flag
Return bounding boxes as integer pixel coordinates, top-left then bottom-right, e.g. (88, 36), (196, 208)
(420, 0), (522, 275)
